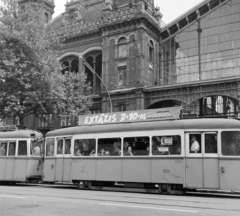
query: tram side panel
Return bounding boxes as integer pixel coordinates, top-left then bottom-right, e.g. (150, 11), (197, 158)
(71, 159), (96, 181)
(122, 159), (150, 183)
(5, 158), (15, 180)
(151, 157), (185, 185)
(96, 158), (122, 182)
(0, 158), (6, 180)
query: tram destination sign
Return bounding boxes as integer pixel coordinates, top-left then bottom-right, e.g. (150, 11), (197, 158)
(78, 107), (181, 126)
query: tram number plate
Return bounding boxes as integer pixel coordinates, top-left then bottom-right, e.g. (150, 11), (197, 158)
(163, 169), (170, 173)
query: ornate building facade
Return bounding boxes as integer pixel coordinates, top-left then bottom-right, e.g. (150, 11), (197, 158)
(7, 0), (240, 131)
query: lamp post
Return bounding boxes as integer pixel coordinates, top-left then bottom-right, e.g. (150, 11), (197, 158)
(83, 60), (113, 113)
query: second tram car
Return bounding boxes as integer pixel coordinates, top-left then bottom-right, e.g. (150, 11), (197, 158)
(43, 109), (240, 194)
(0, 125), (44, 184)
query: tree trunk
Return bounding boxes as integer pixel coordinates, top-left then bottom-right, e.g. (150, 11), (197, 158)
(19, 115), (24, 126)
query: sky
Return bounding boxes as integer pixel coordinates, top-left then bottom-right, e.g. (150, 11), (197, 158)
(52, 0), (204, 24)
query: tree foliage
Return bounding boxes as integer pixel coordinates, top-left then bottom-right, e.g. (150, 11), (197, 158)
(0, 0), (92, 125)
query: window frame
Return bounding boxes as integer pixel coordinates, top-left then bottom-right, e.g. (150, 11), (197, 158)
(118, 37), (128, 58)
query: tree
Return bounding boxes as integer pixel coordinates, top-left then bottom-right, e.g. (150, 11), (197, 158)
(0, 0), (92, 126)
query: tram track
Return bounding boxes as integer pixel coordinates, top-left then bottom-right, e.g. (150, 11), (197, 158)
(0, 185), (240, 213)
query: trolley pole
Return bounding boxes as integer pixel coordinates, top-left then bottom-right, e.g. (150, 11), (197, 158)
(83, 60), (113, 113)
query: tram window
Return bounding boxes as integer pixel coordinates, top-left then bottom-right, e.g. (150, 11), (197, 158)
(123, 137), (149, 156)
(57, 139), (63, 155)
(64, 139), (71, 155)
(221, 131), (240, 156)
(74, 139), (96, 156)
(0, 142), (7, 156)
(46, 138), (55, 156)
(152, 136), (181, 155)
(189, 134), (201, 153)
(8, 142), (16, 156)
(18, 141), (27, 156)
(205, 134), (217, 153)
(98, 138), (121, 156)
(31, 140), (41, 156)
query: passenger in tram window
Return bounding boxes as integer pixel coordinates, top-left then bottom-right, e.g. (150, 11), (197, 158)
(113, 142), (121, 156)
(98, 148), (106, 156)
(190, 135), (201, 153)
(74, 141), (83, 156)
(33, 142), (40, 155)
(48, 144), (54, 156)
(78, 140), (88, 155)
(124, 146), (134, 156)
(8, 142), (16, 156)
(57, 142), (63, 155)
(89, 150), (96, 156)
(172, 136), (181, 155)
(65, 141), (71, 154)
(141, 137), (149, 150)
(0, 143), (6, 156)
(105, 151), (110, 156)
(75, 148), (82, 156)
(152, 136), (169, 155)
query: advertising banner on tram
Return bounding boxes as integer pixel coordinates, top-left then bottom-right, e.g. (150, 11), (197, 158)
(78, 107), (181, 126)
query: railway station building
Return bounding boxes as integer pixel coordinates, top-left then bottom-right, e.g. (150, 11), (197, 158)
(8, 0), (240, 132)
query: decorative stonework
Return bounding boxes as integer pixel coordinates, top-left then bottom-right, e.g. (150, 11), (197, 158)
(80, 46), (102, 58)
(58, 51), (80, 60)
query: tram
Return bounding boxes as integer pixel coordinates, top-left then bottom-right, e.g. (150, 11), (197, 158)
(43, 107), (240, 194)
(0, 125), (44, 184)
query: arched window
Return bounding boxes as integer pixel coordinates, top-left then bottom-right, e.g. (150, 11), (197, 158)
(118, 37), (127, 58)
(71, 59), (79, 73)
(149, 40), (154, 62)
(61, 61), (69, 74)
(69, 10), (75, 20)
(44, 13), (49, 24)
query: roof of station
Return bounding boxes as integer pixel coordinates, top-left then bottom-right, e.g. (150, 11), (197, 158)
(160, 0), (230, 42)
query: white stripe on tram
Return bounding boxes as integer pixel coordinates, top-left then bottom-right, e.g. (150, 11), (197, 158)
(99, 203), (199, 213)
(0, 195), (27, 199)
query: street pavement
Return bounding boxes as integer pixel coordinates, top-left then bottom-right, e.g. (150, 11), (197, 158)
(0, 184), (240, 216)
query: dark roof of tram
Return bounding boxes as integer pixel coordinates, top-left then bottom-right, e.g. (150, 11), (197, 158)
(0, 129), (42, 139)
(46, 118), (240, 137)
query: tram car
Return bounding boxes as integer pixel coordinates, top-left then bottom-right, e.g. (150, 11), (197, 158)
(43, 108), (240, 194)
(0, 125), (44, 184)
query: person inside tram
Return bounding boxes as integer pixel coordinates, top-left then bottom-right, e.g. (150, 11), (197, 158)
(48, 144), (54, 156)
(98, 148), (106, 156)
(190, 135), (200, 153)
(57, 143), (63, 154)
(65, 142), (71, 154)
(33, 142), (40, 155)
(75, 148), (82, 156)
(0, 143), (6, 156)
(90, 150), (96, 156)
(124, 146), (134, 156)
(152, 136), (169, 155)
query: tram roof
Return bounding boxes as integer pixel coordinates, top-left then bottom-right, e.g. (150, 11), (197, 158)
(0, 129), (42, 139)
(46, 118), (240, 137)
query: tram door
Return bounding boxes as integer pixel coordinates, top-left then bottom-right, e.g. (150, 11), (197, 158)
(62, 138), (72, 183)
(185, 132), (219, 189)
(54, 138), (64, 182)
(43, 138), (56, 182)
